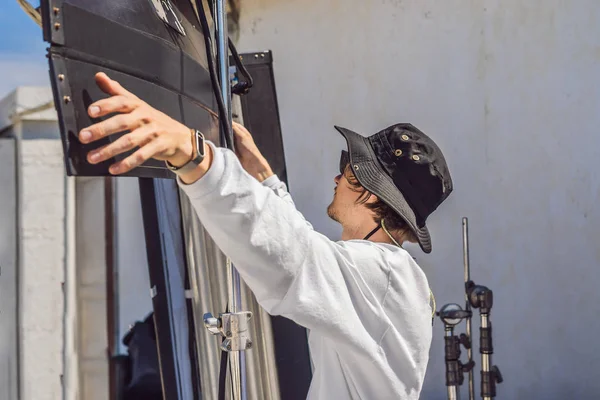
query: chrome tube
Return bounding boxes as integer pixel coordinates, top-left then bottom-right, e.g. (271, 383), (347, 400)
(462, 217), (475, 400)
(481, 315), (491, 400)
(180, 196), (223, 400)
(226, 258), (244, 400)
(215, 3), (246, 398)
(215, 1), (245, 398)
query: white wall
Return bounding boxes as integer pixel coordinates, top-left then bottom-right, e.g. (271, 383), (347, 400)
(237, 1), (600, 398)
(0, 87), (111, 400)
(1, 87), (77, 400)
(116, 177), (153, 352)
(19, 138), (66, 400)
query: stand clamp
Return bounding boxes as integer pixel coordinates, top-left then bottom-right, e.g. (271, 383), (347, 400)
(466, 282), (494, 314)
(438, 304), (476, 391)
(204, 312), (253, 352)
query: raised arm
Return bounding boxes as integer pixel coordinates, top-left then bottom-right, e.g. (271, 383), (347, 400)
(78, 73), (385, 350)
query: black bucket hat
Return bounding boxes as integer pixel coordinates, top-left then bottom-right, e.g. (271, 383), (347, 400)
(335, 123), (453, 253)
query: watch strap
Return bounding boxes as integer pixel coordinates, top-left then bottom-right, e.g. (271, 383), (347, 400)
(165, 129), (205, 175)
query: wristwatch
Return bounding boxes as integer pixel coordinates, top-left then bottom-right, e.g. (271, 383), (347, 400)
(165, 129), (206, 175)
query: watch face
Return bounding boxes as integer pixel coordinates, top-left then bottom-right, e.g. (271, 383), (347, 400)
(195, 130), (206, 158)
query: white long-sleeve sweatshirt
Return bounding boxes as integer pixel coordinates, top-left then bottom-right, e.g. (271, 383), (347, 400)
(178, 142), (433, 399)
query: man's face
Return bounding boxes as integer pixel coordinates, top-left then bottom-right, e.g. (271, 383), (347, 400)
(327, 151), (368, 224)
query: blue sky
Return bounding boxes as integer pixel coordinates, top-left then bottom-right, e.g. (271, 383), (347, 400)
(0, 1), (50, 98)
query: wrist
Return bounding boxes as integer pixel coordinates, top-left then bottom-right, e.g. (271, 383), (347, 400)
(256, 167), (274, 182)
(241, 155), (274, 182)
(168, 129), (195, 168)
(179, 141), (212, 185)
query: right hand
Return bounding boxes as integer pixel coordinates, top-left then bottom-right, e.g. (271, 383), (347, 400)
(232, 122), (274, 182)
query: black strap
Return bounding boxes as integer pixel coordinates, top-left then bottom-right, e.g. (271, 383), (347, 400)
(218, 345), (228, 400)
(363, 225), (381, 240)
(218, 303), (230, 400)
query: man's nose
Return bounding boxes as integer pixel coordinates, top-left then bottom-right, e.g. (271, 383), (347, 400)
(334, 174), (341, 184)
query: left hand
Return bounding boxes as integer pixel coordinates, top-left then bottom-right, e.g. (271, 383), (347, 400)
(232, 122), (274, 182)
(79, 72), (195, 175)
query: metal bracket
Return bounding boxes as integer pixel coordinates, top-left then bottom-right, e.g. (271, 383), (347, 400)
(39, 0), (65, 44)
(203, 311), (253, 352)
(48, 54), (80, 174)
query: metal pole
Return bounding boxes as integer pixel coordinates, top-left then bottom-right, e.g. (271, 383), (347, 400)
(215, 0), (232, 130)
(462, 217), (475, 400)
(481, 315), (491, 400)
(445, 327), (459, 400)
(215, 1), (247, 399)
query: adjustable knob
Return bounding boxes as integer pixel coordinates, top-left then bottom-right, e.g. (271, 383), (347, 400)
(461, 360), (475, 373)
(492, 365), (503, 383)
(459, 333), (472, 349)
(203, 312), (221, 335)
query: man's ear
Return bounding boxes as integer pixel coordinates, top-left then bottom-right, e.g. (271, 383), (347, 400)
(367, 193), (379, 205)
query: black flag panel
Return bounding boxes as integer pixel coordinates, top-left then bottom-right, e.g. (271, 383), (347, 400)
(42, 0), (217, 178)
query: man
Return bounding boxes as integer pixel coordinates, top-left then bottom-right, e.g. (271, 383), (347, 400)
(81, 72), (453, 399)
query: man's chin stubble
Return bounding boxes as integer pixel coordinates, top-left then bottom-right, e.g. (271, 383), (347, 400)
(327, 203), (339, 222)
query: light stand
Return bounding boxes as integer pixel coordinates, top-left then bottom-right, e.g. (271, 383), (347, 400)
(437, 217), (504, 400)
(438, 303), (475, 400)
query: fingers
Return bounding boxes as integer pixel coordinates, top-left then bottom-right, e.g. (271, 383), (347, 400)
(87, 124), (156, 165)
(81, 73), (147, 143)
(88, 73), (141, 118)
(109, 138), (165, 175)
(87, 95), (140, 119)
(95, 72), (138, 99)
(232, 122), (251, 139)
(79, 111), (141, 143)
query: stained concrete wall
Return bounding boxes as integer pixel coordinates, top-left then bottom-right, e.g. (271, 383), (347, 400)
(236, 1), (600, 398)
(75, 176), (109, 400)
(0, 138), (19, 400)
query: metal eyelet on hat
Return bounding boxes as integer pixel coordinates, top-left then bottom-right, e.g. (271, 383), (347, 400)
(354, 165), (359, 170)
(412, 154), (420, 161)
(401, 134), (410, 141)
(395, 149), (403, 156)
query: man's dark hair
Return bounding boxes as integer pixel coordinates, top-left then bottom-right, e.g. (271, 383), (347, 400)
(343, 166), (418, 243)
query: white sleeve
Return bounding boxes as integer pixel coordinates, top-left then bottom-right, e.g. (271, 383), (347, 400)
(178, 142), (388, 347)
(261, 174), (294, 204)
(261, 174), (313, 229)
